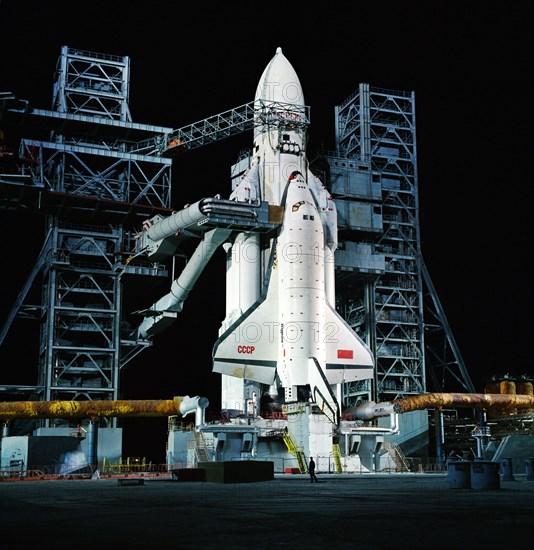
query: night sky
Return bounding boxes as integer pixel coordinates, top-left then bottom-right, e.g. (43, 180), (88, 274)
(1, 2), (531, 461)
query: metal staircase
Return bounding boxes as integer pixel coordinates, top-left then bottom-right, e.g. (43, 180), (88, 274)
(332, 443), (343, 473)
(282, 429), (308, 473)
(192, 429), (211, 463)
(383, 441), (411, 472)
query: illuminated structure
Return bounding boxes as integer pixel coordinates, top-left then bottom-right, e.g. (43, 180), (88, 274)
(1, 46), (475, 467)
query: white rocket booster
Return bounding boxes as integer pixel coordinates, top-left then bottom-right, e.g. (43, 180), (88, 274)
(212, 48), (374, 424)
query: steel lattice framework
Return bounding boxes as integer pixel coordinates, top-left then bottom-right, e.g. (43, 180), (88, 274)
(0, 47), (173, 424)
(36, 47), (167, 419)
(132, 99), (310, 157)
(330, 84), (474, 409)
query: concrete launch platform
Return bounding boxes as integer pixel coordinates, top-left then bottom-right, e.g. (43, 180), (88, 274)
(1, 473), (533, 549)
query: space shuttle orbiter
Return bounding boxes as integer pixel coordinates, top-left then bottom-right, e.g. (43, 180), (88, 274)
(212, 48), (374, 424)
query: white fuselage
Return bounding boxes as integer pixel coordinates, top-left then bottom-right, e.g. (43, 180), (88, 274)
(277, 173), (326, 395)
(255, 125), (307, 206)
(214, 47), (374, 417)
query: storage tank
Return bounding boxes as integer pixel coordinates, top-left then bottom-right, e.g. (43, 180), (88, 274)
(485, 378), (502, 419)
(486, 376), (520, 417)
(499, 377), (517, 415)
(484, 381), (500, 394)
(516, 378), (534, 414)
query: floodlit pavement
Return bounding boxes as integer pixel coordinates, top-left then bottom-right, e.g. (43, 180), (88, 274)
(1, 473), (533, 549)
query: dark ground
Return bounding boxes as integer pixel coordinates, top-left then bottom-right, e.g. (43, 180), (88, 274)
(1, 473), (533, 549)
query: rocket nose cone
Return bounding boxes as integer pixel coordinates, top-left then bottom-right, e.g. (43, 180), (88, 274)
(255, 48), (304, 107)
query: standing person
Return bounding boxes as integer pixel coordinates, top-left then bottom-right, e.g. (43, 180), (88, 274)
(308, 456), (319, 483)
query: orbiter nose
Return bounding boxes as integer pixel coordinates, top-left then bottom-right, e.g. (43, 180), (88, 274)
(255, 47), (305, 107)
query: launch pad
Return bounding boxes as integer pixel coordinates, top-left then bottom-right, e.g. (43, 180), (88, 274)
(3, 44), (530, 476)
(166, 403), (400, 474)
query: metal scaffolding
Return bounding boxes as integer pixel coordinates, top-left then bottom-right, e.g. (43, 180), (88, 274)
(0, 47), (174, 425)
(327, 83), (474, 410)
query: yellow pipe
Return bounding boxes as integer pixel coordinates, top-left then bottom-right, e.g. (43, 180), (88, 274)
(4, 393), (532, 422)
(392, 392), (534, 414)
(0, 397), (188, 420)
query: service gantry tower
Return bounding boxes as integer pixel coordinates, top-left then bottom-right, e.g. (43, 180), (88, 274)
(0, 47), (173, 429)
(325, 84), (474, 412)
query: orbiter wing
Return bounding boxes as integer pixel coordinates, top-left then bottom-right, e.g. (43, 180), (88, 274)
(322, 304), (375, 385)
(212, 270), (279, 385)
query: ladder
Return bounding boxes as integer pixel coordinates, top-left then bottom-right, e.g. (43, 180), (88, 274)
(332, 443), (343, 473)
(192, 429), (211, 463)
(282, 429), (308, 473)
(383, 441), (411, 472)
(295, 450), (307, 473)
